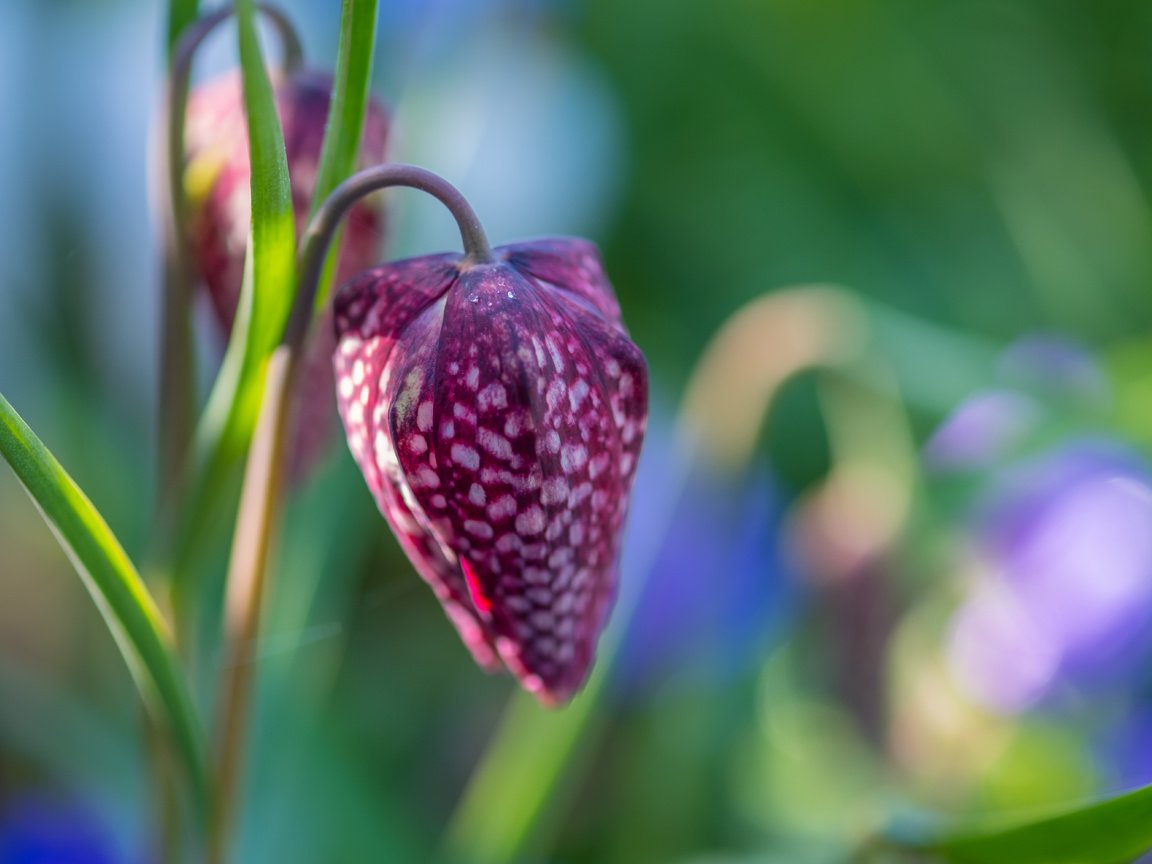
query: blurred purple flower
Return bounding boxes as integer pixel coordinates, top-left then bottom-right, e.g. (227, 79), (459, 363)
(923, 390), (1039, 472)
(613, 456), (795, 696)
(947, 441), (1152, 713)
(0, 795), (115, 864)
(924, 334), (1107, 474)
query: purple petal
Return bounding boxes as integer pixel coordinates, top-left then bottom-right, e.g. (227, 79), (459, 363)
(409, 262), (643, 702)
(499, 237), (622, 323)
(334, 253), (459, 343)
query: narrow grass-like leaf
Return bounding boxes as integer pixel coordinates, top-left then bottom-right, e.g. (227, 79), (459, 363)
(309, 0), (381, 310)
(882, 785), (1152, 864)
(181, 258), (262, 572)
(200, 0), (297, 454)
(177, 0), (298, 582)
(236, 0), (296, 358)
(0, 392), (209, 812)
(311, 0), (379, 212)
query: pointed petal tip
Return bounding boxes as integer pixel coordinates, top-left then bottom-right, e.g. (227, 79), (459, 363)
(493, 632), (597, 708)
(514, 666), (586, 709)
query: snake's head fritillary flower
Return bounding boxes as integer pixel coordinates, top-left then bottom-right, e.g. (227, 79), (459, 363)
(333, 238), (647, 705)
(185, 68), (389, 331)
(184, 68), (389, 478)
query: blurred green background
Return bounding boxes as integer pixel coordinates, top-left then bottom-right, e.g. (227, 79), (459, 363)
(6, 0), (1152, 861)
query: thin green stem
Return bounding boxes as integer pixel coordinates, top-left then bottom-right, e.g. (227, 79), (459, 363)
(208, 346), (296, 864)
(166, 0), (200, 60)
(307, 0), (380, 313)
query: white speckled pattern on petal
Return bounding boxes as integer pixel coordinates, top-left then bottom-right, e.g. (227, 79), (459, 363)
(333, 238), (647, 705)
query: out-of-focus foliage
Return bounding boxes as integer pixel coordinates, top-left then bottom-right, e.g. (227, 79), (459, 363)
(7, 0), (1152, 861)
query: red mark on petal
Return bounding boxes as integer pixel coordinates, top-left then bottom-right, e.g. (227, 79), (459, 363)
(461, 558), (493, 617)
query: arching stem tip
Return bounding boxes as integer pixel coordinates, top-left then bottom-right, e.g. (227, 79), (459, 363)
(290, 163), (495, 347)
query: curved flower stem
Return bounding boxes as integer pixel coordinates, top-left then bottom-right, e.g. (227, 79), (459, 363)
(156, 2), (303, 548)
(209, 164), (488, 861)
(286, 163), (493, 346)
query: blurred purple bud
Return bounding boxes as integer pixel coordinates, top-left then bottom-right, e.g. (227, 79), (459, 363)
(925, 334), (1108, 476)
(997, 334), (1108, 406)
(185, 68), (391, 482)
(924, 390), (1040, 472)
(185, 68), (390, 333)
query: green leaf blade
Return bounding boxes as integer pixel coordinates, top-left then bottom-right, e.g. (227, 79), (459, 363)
(309, 0), (381, 310)
(312, 0), (380, 214)
(236, 0), (297, 360)
(173, 0), (302, 586)
(886, 785), (1152, 864)
(0, 392), (209, 812)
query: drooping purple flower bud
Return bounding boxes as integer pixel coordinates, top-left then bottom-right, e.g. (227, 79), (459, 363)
(185, 68), (390, 331)
(184, 68), (389, 478)
(333, 238), (647, 705)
